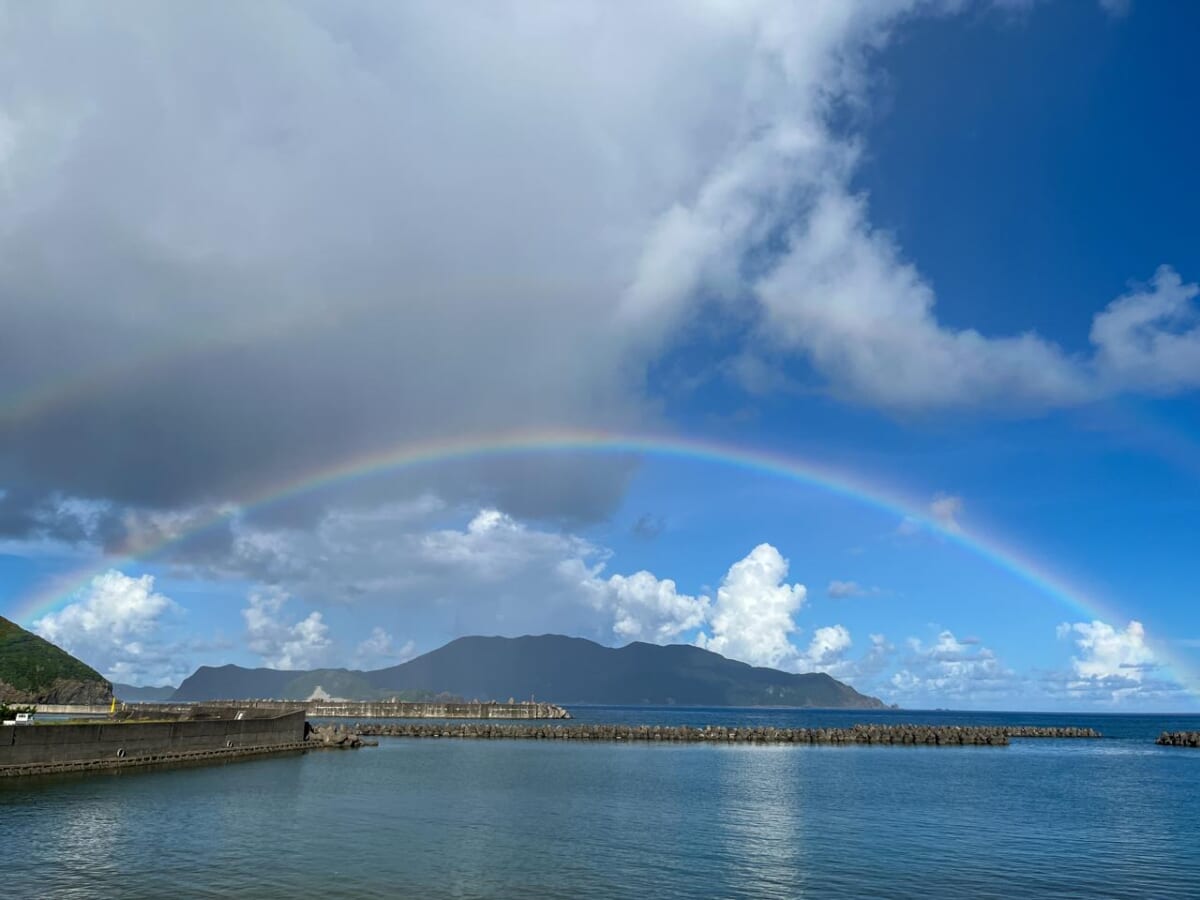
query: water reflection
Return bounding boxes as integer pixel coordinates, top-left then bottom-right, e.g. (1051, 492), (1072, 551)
(3, 717), (1200, 899)
(707, 746), (809, 899)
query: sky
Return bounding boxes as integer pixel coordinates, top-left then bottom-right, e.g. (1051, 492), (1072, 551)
(1, 0), (1198, 710)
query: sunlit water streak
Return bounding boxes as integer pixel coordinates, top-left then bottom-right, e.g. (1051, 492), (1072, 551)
(3, 709), (1198, 899)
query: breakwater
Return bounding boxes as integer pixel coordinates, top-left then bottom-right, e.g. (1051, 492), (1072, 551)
(308, 723), (377, 748)
(0, 708), (308, 778)
(1157, 731), (1200, 747)
(352, 723), (1100, 745)
(107, 699), (571, 719)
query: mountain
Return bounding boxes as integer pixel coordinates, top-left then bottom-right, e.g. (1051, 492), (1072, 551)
(112, 682), (178, 702)
(0, 615), (113, 705)
(173, 635), (887, 708)
(171, 665), (382, 702)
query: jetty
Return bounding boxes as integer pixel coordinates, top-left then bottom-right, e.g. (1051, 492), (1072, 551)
(351, 722), (1101, 745)
(1156, 731), (1200, 747)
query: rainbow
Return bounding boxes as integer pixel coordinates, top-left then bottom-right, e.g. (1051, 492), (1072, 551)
(7, 427), (1197, 695)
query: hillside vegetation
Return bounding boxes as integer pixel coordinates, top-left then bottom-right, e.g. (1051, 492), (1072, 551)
(0, 616), (112, 704)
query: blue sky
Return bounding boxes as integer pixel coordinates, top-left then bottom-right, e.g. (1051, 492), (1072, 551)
(1, 1), (1197, 710)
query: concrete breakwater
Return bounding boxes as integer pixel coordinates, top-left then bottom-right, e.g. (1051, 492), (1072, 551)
(117, 699), (572, 720)
(0, 708), (309, 778)
(353, 723), (1101, 745)
(1157, 731), (1200, 747)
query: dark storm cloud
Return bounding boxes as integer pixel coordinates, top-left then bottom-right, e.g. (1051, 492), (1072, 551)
(12, 1), (1136, 548)
(0, 2), (690, 527)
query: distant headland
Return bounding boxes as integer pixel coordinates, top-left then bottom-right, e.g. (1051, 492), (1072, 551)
(166, 634), (889, 709)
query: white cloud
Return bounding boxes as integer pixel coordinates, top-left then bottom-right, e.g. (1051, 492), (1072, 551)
(929, 494), (964, 532)
(889, 629), (1016, 701)
(1056, 619), (1158, 701)
(827, 579), (884, 599)
(242, 587), (331, 671)
(420, 509), (599, 582)
(354, 627), (415, 669)
(827, 580), (864, 598)
(229, 503), (712, 647)
(696, 543), (807, 669)
(1090, 267), (1200, 392)
(33, 569), (181, 685)
(897, 493), (964, 537)
(576, 567), (710, 644)
(795, 624), (853, 673)
(755, 189), (1090, 410)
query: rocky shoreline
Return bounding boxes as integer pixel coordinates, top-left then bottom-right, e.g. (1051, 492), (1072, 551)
(1156, 731), (1200, 747)
(352, 723), (1100, 745)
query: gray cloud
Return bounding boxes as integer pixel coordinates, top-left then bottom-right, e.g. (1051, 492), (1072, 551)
(2, 1), (713, 525)
(630, 513), (666, 540)
(3, 1), (1194, 552)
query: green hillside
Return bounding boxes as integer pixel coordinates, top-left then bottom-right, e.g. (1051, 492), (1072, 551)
(0, 615), (113, 704)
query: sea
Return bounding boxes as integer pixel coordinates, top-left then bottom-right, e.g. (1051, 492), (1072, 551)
(2, 707), (1197, 899)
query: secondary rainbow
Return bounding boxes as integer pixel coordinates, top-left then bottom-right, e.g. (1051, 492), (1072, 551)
(8, 427), (1196, 695)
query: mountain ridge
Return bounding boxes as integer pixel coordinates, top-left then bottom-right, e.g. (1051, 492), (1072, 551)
(173, 634), (887, 708)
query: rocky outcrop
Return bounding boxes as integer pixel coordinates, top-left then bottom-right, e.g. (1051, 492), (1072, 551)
(351, 723), (1100, 745)
(1156, 731), (1200, 747)
(2, 677), (113, 705)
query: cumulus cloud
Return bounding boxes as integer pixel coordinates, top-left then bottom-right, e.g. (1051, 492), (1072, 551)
(794, 624), (853, 673)
(242, 587), (331, 671)
(696, 543), (807, 669)
(577, 568), (711, 644)
(1090, 267), (1200, 392)
(889, 630), (1016, 701)
(754, 190), (1200, 411)
(1055, 619), (1162, 701)
(419, 509), (597, 581)
(33, 569), (182, 684)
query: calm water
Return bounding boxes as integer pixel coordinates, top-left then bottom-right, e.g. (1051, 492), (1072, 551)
(3, 708), (1198, 899)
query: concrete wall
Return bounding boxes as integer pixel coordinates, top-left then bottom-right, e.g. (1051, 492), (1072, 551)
(120, 699), (570, 719)
(0, 710), (305, 768)
(306, 701), (570, 719)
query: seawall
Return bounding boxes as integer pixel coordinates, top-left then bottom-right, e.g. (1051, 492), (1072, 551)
(0, 709), (307, 777)
(105, 699), (571, 719)
(352, 723), (1101, 745)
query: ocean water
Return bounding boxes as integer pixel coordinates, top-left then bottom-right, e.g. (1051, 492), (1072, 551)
(3, 708), (1198, 899)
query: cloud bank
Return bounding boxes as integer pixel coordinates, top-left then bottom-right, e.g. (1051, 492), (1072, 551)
(1, 2), (1196, 541)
